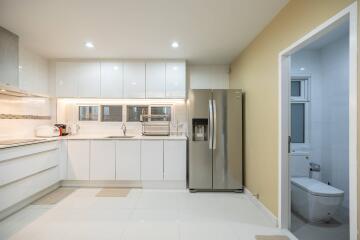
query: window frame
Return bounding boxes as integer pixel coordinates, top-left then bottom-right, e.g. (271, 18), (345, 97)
(149, 105), (172, 122)
(290, 75), (311, 152)
(78, 105), (99, 122)
(100, 105), (123, 122)
(126, 105), (149, 122)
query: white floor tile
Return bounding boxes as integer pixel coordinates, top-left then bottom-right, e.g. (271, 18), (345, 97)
(0, 188), (292, 240)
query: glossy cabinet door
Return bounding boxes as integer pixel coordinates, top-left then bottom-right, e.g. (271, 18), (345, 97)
(165, 61), (186, 98)
(100, 61), (123, 98)
(123, 62), (145, 98)
(116, 140), (141, 180)
(90, 140), (116, 180)
(146, 62), (166, 98)
(77, 62), (101, 98)
(55, 62), (78, 97)
(141, 140), (164, 180)
(67, 140), (90, 180)
(164, 140), (186, 181)
(56, 62), (100, 97)
(18, 46), (49, 95)
(0, 27), (19, 88)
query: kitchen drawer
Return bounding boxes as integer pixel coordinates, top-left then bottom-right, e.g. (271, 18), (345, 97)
(0, 149), (59, 186)
(0, 166), (59, 212)
(0, 141), (59, 163)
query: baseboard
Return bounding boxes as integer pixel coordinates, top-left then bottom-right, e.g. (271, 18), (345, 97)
(61, 180), (186, 189)
(0, 182), (60, 221)
(244, 187), (278, 227)
(141, 180), (186, 189)
(61, 180), (142, 188)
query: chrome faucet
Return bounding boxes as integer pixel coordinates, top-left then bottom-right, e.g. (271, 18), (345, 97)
(121, 123), (127, 136)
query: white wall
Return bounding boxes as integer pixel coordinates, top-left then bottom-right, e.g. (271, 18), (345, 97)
(290, 35), (349, 209)
(0, 95), (54, 138)
(0, 44), (53, 138)
(291, 50), (323, 181)
(56, 99), (188, 136)
(320, 36), (349, 209)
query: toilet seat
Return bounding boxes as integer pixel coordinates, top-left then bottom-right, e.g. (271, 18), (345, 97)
(291, 177), (344, 197)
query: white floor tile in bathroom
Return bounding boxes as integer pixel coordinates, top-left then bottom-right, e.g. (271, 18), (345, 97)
(0, 188), (296, 240)
(291, 213), (349, 240)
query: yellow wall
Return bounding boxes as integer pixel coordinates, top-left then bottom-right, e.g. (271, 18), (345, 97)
(229, 0), (356, 216)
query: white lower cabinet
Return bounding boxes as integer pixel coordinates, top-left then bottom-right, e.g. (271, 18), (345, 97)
(116, 140), (141, 180)
(90, 140), (116, 180)
(67, 140), (90, 180)
(141, 140), (164, 180)
(164, 140), (186, 181)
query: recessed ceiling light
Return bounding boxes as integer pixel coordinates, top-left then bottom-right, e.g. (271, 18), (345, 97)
(171, 41), (179, 48)
(85, 42), (95, 48)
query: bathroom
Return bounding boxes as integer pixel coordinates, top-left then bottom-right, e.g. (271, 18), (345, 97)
(289, 20), (350, 240)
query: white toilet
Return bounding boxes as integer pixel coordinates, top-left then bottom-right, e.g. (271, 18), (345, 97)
(291, 177), (344, 223)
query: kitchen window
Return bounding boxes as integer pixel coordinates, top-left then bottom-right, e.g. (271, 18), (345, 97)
(101, 105), (122, 122)
(150, 106), (171, 121)
(79, 106), (99, 121)
(126, 105), (148, 122)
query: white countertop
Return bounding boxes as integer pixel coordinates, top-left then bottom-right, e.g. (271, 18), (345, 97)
(0, 134), (187, 149)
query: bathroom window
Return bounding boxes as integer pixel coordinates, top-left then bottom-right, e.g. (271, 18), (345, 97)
(290, 76), (310, 147)
(79, 106), (99, 121)
(291, 103), (305, 143)
(291, 78), (309, 101)
(150, 106), (172, 121)
(101, 105), (122, 122)
(127, 105), (148, 122)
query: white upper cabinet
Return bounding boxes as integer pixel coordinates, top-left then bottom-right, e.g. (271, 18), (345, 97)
(123, 62), (145, 98)
(56, 62), (78, 97)
(77, 62), (101, 98)
(146, 62), (166, 98)
(56, 61), (100, 98)
(165, 61), (186, 98)
(100, 62), (123, 98)
(55, 60), (185, 99)
(19, 45), (49, 95)
(189, 65), (229, 89)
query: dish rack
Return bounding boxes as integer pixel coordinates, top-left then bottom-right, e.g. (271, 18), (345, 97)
(141, 114), (170, 136)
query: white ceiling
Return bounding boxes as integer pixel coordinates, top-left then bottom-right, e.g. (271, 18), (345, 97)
(0, 0), (288, 64)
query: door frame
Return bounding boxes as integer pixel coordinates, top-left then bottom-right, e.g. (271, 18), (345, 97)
(278, 2), (358, 239)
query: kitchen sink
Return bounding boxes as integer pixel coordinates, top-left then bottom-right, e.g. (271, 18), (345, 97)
(105, 136), (135, 139)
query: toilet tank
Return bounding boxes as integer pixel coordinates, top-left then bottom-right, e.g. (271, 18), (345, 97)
(290, 154), (310, 177)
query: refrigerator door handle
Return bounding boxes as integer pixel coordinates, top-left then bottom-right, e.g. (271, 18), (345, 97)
(212, 99), (217, 149)
(209, 99), (213, 150)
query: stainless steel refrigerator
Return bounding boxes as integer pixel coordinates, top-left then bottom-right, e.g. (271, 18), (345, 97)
(188, 89), (243, 192)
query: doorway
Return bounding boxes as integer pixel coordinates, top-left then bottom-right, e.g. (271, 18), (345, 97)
(278, 2), (357, 240)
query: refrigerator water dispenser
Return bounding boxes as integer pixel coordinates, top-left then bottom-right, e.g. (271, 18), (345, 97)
(192, 118), (208, 141)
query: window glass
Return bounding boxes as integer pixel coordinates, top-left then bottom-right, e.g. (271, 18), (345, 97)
(291, 81), (301, 97)
(291, 103), (305, 143)
(101, 105), (122, 122)
(127, 105), (148, 122)
(150, 106), (171, 121)
(79, 106), (98, 121)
